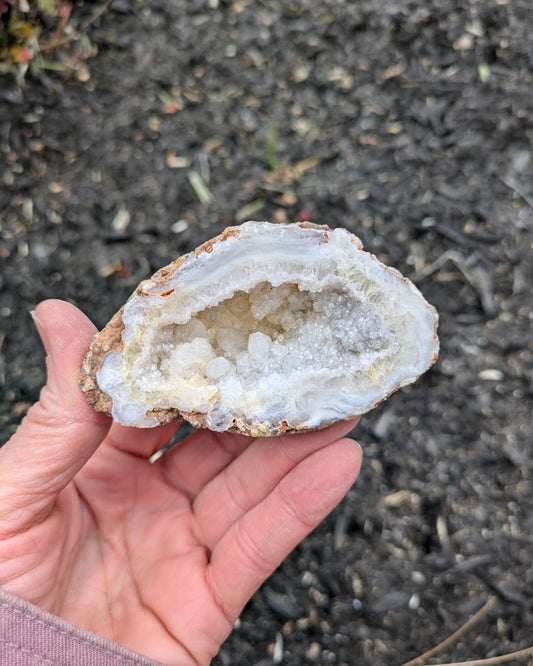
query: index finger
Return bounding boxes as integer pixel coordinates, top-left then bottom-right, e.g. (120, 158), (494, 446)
(192, 418), (360, 548)
(206, 436), (363, 622)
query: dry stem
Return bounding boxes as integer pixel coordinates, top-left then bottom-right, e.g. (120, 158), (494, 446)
(401, 596), (498, 666)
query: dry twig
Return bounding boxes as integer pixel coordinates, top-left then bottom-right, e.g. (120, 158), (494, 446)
(429, 645), (533, 666)
(400, 596), (498, 666)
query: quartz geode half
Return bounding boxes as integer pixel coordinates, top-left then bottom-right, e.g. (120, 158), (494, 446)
(79, 221), (439, 436)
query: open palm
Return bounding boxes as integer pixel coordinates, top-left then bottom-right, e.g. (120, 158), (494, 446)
(0, 300), (362, 665)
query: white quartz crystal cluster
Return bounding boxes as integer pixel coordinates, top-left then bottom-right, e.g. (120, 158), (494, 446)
(89, 222), (438, 435)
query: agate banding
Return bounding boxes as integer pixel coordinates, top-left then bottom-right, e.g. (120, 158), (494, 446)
(79, 221), (439, 436)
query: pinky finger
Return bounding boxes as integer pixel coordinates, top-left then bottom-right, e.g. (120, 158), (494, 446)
(206, 437), (363, 622)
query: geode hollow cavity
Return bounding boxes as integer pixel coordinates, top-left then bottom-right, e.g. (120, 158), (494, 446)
(79, 221), (439, 436)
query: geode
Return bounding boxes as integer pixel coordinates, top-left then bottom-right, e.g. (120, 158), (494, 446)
(79, 221), (439, 436)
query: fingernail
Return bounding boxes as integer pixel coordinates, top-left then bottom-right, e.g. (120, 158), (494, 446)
(31, 309), (51, 353)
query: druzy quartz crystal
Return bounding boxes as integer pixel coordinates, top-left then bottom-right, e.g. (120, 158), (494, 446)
(79, 222), (439, 436)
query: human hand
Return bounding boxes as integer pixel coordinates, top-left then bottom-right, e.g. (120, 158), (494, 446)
(0, 299), (362, 665)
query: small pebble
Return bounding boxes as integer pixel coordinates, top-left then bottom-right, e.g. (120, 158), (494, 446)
(479, 369), (504, 381)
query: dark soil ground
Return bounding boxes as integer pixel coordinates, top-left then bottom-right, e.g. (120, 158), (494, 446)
(1, 1), (533, 664)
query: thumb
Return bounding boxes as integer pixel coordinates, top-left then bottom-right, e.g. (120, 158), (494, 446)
(0, 300), (111, 524)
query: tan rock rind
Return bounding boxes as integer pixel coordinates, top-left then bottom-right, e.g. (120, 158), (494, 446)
(79, 308), (125, 415)
(79, 221), (439, 436)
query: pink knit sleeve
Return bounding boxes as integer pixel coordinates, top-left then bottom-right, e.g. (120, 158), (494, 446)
(0, 589), (166, 666)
